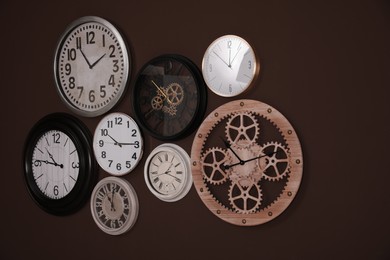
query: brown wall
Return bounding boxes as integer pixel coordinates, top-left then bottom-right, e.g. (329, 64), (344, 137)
(1, 0), (389, 259)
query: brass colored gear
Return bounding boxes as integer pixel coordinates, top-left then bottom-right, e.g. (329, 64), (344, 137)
(200, 147), (230, 185)
(151, 96), (163, 110)
(166, 82), (184, 106)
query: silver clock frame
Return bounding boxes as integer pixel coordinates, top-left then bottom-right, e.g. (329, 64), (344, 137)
(53, 16), (130, 117)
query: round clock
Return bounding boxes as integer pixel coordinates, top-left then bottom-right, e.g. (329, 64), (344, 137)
(90, 177), (139, 235)
(191, 99), (303, 226)
(93, 112), (143, 176)
(144, 143), (192, 202)
(23, 113), (96, 215)
(132, 54), (207, 140)
(202, 35), (260, 97)
(54, 16), (130, 117)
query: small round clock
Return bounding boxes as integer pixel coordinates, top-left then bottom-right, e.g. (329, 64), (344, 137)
(191, 99), (303, 226)
(144, 143), (192, 202)
(202, 35), (260, 97)
(54, 16), (130, 117)
(23, 113), (96, 215)
(132, 54), (207, 140)
(90, 177), (139, 235)
(93, 112), (143, 176)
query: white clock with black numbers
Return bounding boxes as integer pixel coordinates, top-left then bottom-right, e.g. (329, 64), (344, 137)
(93, 112), (143, 176)
(90, 177), (139, 235)
(202, 34), (260, 97)
(54, 16), (130, 117)
(144, 143), (192, 202)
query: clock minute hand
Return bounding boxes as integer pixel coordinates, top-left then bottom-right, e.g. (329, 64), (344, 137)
(79, 48), (93, 68)
(212, 51), (231, 69)
(106, 133), (122, 147)
(224, 150), (280, 169)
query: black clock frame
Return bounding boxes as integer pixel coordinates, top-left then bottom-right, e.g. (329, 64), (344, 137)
(132, 54), (207, 140)
(23, 113), (97, 215)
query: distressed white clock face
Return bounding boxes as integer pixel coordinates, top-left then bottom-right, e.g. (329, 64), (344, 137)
(54, 16), (129, 117)
(144, 143), (192, 202)
(93, 112), (143, 176)
(32, 130), (79, 199)
(202, 35), (259, 97)
(90, 177), (139, 235)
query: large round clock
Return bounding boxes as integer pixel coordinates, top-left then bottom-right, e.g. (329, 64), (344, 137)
(90, 177), (139, 235)
(191, 99), (303, 226)
(202, 35), (260, 97)
(132, 54), (207, 140)
(93, 112), (143, 176)
(54, 16), (130, 117)
(23, 113), (96, 215)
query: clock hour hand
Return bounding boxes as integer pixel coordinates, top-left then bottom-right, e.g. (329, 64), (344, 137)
(220, 137), (243, 163)
(151, 80), (173, 105)
(224, 150), (280, 169)
(90, 53), (106, 69)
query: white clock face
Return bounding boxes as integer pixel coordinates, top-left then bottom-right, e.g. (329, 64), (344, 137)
(145, 144), (192, 202)
(54, 16), (129, 117)
(93, 112), (143, 176)
(32, 130), (79, 199)
(202, 35), (259, 97)
(91, 177), (138, 235)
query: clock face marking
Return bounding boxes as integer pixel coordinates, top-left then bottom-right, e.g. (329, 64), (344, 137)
(32, 130), (79, 199)
(93, 112), (143, 176)
(91, 177), (138, 235)
(202, 35), (259, 97)
(54, 16), (129, 117)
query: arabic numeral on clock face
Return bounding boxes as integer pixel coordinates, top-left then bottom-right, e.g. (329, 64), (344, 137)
(89, 90), (95, 103)
(86, 31), (95, 44)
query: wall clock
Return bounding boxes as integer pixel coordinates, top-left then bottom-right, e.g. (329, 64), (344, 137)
(23, 113), (96, 215)
(54, 16), (130, 117)
(202, 34), (260, 97)
(191, 99), (303, 226)
(132, 54), (207, 140)
(90, 176), (139, 235)
(93, 112), (143, 176)
(144, 143), (192, 202)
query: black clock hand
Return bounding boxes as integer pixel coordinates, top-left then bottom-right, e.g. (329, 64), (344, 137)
(90, 53), (106, 69)
(106, 133), (122, 147)
(220, 137), (243, 163)
(213, 51), (232, 69)
(224, 150), (279, 169)
(35, 159), (57, 167)
(79, 48), (93, 68)
(45, 148), (64, 168)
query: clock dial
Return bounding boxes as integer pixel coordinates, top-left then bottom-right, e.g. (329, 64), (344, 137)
(93, 112), (143, 176)
(133, 54), (207, 140)
(191, 100), (303, 226)
(91, 177), (138, 235)
(54, 16), (130, 117)
(23, 113), (96, 215)
(32, 130), (79, 199)
(144, 143), (192, 202)
(202, 35), (259, 97)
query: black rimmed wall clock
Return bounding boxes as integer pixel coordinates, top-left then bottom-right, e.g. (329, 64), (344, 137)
(132, 54), (207, 140)
(54, 16), (130, 117)
(23, 113), (97, 215)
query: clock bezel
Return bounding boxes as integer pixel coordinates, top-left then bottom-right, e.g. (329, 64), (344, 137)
(53, 16), (130, 117)
(132, 54), (207, 140)
(23, 113), (97, 215)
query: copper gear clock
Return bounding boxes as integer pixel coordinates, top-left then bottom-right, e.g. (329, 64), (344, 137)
(191, 99), (303, 226)
(54, 16), (130, 117)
